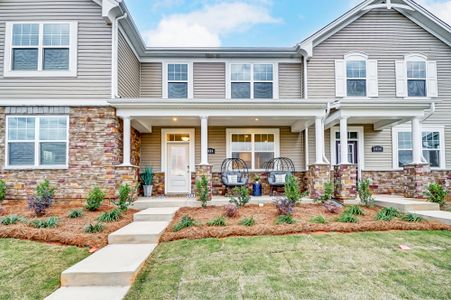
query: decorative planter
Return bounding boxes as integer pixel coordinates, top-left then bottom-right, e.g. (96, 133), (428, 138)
(253, 182), (262, 197)
(143, 185), (153, 197)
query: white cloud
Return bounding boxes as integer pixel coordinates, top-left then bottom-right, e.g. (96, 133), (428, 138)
(145, 1), (281, 47)
(417, 0), (451, 25)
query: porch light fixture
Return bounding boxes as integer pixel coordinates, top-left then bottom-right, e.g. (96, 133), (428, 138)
(255, 118), (259, 121)
(181, 136), (190, 142)
(172, 117), (178, 122)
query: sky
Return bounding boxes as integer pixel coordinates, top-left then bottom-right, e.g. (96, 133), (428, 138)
(123, 0), (451, 47)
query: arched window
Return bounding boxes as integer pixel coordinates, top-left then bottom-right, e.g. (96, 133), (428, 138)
(345, 52), (368, 97)
(405, 54), (427, 97)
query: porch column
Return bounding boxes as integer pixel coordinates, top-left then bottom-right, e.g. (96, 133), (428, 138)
(200, 115), (209, 165)
(314, 116), (324, 164)
(122, 116), (131, 166)
(339, 117), (349, 164)
(411, 117), (422, 164)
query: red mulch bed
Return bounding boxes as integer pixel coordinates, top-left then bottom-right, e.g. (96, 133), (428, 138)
(0, 200), (136, 248)
(160, 203), (451, 242)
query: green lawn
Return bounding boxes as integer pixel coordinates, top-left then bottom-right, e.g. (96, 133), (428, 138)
(127, 231), (451, 300)
(0, 238), (89, 300)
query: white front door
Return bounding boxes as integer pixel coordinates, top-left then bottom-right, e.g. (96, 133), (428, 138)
(166, 143), (190, 194)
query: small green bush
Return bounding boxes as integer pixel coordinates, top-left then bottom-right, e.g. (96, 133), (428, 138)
(276, 215), (295, 225)
(85, 187), (105, 211)
(113, 183), (136, 211)
(30, 216), (58, 228)
(337, 213), (358, 223)
(239, 216), (255, 226)
(424, 183), (448, 207)
(68, 209), (83, 218)
(358, 179), (375, 207)
(229, 186), (250, 208)
(173, 215), (196, 232)
(344, 205), (365, 216)
(0, 179), (6, 202)
(284, 174), (302, 203)
(316, 181), (334, 203)
(28, 180), (56, 216)
(85, 222), (104, 233)
(207, 216), (226, 227)
(310, 215), (327, 224)
(1, 214), (26, 225)
(375, 207), (400, 221)
(98, 209), (122, 222)
(195, 175), (210, 208)
(401, 213), (424, 222)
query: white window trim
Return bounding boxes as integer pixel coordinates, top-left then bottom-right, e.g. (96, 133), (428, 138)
(392, 124), (446, 170)
(225, 128), (280, 171)
(3, 21), (78, 77)
(330, 126), (365, 172)
(344, 52), (369, 99)
(404, 54), (428, 99)
(162, 62), (193, 99)
(5, 115), (69, 170)
(227, 62), (279, 99)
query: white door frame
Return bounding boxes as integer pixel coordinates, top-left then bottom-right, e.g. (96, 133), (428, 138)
(161, 128), (195, 194)
(330, 126), (365, 172)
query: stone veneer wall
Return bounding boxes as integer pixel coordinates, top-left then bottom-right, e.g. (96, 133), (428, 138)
(0, 107), (141, 200)
(361, 170), (405, 195)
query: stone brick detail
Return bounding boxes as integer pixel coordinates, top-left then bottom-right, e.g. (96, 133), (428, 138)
(403, 163), (431, 199)
(307, 164), (331, 199)
(151, 172), (165, 196)
(361, 170), (405, 195)
(333, 164), (357, 201)
(114, 165), (140, 199)
(195, 164), (213, 200)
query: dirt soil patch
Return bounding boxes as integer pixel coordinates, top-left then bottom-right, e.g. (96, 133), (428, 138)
(161, 203), (451, 242)
(0, 200), (135, 248)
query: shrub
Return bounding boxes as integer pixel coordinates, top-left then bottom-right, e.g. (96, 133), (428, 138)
(85, 222), (104, 233)
(28, 180), (56, 216)
(284, 174), (302, 203)
(316, 181), (334, 203)
(310, 215), (327, 224)
(274, 198), (295, 216)
(358, 179), (375, 207)
(323, 200), (341, 214)
(0, 179), (6, 203)
(276, 215), (295, 225)
(375, 207), (400, 221)
(195, 175), (210, 208)
(173, 215), (196, 232)
(30, 216), (58, 228)
(401, 213), (424, 222)
(344, 205), (364, 216)
(229, 186), (250, 208)
(98, 209), (122, 222)
(68, 209), (83, 218)
(424, 183), (448, 208)
(112, 183), (136, 211)
(140, 166), (154, 186)
(224, 204), (239, 218)
(1, 214), (26, 225)
(337, 213), (358, 223)
(239, 216), (255, 226)
(85, 187), (105, 211)
(207, 216), (226, 226)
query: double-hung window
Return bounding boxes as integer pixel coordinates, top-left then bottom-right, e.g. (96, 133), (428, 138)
(346, 60), (367, 97)
(226, 129), (279, 170)
(230, 63), (274, 99)
(5, 22), (77, 77)
(167, 63), (188, 98)
(6, 116), (69, 168)
(407, 60), (427, 97)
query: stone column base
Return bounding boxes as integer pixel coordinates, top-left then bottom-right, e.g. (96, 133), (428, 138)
(195, 164), (213, 200)
(334, 164), (357, 201)
(115, 165), (140, 200)
(403, 163), (430, 199)
(307, 164), (331, 199)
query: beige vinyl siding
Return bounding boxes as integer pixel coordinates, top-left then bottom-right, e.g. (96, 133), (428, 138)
(118, 31), (140, 98)
(308, 8), (451, 168)
(278, 63), (303, 99)
(0, 0), (112, 99)
(193, 62), (225, 98)
(140, 63), (162, 98)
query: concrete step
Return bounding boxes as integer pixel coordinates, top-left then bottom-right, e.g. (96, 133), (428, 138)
(134, 207), (179, 222)
(46, 286), (130, 300)
(61, 244), (156, 287)
(108, 221), (169, 244)
(408, 210), (451, 225)
(132, 198), (191, 210)
(374, 197), (440, 213)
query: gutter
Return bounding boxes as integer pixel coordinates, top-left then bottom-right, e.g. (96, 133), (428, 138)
(111, 12), (128, 98)
(422, 102), (436, 122)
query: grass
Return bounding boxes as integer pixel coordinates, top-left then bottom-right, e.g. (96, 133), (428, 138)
(0, 238), (89, 299)
(126, 231), (451, 300)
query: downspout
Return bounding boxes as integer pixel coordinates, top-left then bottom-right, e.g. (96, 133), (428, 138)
(422, 102), (436, 122)
(303, 56), (309, 99)
(111, 12), (128, 99)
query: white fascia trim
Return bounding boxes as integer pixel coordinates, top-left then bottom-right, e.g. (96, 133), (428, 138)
(0, 99), (110, 106)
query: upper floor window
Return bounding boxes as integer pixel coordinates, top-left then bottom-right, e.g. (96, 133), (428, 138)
(407, 60), (426, 97)
(230, 63), (274, 99)
(346, 60), (366, 97)
(4, 22), (77, 77)
(167, 63), (188, 98)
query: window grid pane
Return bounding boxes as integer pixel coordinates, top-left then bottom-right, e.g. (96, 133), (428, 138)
(9, 142), (35, 166)
(347, 79), (366, 97)
(12, 49), (38, 70)
(168, 82), (188, 98)
(8, 117), (35, 140)
(253, 64), (273, 81)
(43, 48), (69, 70)
(43, 24), (70, 46)
(40, 142), (67, 165)
(231, 64), (250, 81)
(346, 61), (366, 78)
(231, 82), (250, 99)
(12, 24), (39, 46)
(168, 64), (188, 81)
(407, 61), (426, 79)
(254, 82), (273, 99)
(40, 117), (67, 140)
(397, 130), (441, 168)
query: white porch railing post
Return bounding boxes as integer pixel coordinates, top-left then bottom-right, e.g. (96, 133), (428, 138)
(200, 116), (209, 165)
(411, 117), (422, 164)
(315, 116), (324, 164)
(339, 117), (349, 164)
(122, 116), (131, 166)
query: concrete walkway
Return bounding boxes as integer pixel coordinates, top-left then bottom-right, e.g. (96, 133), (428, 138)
(46, 206), (179, 300)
